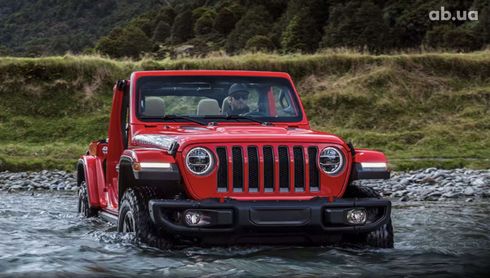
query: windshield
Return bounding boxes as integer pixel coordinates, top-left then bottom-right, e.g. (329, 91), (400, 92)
(135, 75), (302, 123)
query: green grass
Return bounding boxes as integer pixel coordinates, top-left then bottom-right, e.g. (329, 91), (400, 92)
(0, 52), (489, 171)
(0, 143), (86, 172)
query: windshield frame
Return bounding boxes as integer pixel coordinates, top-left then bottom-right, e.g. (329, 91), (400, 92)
(134, 75), (305, 124)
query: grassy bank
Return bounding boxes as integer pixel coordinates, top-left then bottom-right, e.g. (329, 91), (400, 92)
(0, 52), (489, 171)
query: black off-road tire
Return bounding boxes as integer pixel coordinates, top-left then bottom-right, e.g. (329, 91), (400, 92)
(344, 184), (394, 248)
(78, 181), (98, 217)
(118, 186), (170, 249)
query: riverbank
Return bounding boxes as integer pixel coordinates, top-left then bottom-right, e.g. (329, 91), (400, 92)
(355, 168), (489, 201)
(0, 52), (489, 171)
(0, 168), (488, 201)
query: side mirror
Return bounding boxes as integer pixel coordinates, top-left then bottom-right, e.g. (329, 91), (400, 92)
(116, 80), (128, 91)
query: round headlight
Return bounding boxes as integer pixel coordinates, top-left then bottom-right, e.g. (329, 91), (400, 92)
(185, 147), (214, 175)
(318, 147), (344, 175)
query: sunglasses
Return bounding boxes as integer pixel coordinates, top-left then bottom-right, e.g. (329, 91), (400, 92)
(232, 93), (248, 100)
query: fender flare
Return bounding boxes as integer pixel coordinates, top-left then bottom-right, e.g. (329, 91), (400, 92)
(117, 149), (184, 204)
(77, 157), (101, 208)
(349, 148), (390, 180)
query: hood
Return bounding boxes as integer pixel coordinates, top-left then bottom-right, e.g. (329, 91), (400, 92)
(131, 125), (346, 152)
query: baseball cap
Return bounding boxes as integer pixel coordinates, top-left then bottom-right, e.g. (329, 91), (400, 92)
(228, 83), (249, 96)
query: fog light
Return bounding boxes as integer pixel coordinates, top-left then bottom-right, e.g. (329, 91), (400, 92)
(184, 210), (210, 226)
(346, 208), (367, 225)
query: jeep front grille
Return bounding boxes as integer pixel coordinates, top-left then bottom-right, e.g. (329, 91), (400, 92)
(216, 145), (320, 193)
(231, 146), (243, 192)
(216, 147), (228, 192)
(308, 146), (320, 191)
(247, 146), (259, 192)
(293, 146), (305, 192)
(263, 146), (274, 192)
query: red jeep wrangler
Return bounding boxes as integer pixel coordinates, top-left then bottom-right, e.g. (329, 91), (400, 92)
(77, 70), (393, 248)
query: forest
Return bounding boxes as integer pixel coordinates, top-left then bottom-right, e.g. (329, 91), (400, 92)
(0, 0), (488, 58)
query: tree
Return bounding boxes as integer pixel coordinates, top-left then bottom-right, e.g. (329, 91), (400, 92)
(152, 21), (171, 43)
(424, 25), (452, 49)
(225, 6), (272, 53)
(424, 25), (483, 52)
(279, 0), (327, 53)
(194, 13), (215, 36)
(214, 7), (237, 35)
(0, 45), (10, 56)
(127, 15), (157, 38)
(95, 26), (153, 58)
(321, 1), (389, 53)
(155, 6), (176, 26)
(385, 1), (434, 49)
(281, 10), (320, 53)
(192, 7), (216, 21)
(283, 0), (328, 29)
(245, 35), (274, 52)
(443, 27), (483, 52)
(170, 10), (194, 44)
(479, 6), (490, 44)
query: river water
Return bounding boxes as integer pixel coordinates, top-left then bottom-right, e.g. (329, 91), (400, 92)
(0, 191), (489, 277)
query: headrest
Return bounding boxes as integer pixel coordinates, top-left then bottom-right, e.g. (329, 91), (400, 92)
(197, 98), (220, 116)
(142, 97), (165, 117)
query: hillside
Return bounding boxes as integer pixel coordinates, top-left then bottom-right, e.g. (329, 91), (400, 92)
(0, 0), (169, 56)
(93, 0), (490, 58)
(1, 0), (489, 57)
(0, 52), (489, 171)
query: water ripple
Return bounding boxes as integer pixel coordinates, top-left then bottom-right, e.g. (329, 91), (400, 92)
(0, 191), (489, 277)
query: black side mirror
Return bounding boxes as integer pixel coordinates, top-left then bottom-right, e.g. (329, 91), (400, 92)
(116, 80), (127, 90)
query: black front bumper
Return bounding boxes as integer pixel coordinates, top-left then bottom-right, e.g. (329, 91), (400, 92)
(148, 198), (391, 244)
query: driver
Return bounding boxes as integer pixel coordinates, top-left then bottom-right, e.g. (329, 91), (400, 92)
(225, 83), (250, 115)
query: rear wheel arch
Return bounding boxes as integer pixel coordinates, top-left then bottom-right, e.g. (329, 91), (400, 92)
(117, 155), (186, 205)
(76, 159), (86, 186)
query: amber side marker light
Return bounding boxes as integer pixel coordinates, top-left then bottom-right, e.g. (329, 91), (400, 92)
(132, 162), (141, 171)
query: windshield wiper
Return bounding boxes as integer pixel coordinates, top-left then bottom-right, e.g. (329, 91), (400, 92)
(204, 115), (267, 125)
(162, 115), (207, 125)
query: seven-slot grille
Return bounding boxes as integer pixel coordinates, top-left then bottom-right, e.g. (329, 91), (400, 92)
(216, 145), (320, 193)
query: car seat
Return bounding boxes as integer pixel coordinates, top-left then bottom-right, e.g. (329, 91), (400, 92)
(142, 97), (165, 117)
(197, 99), (221, 115)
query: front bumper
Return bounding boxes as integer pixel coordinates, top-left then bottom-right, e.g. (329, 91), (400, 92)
(148, 198), (391, 243)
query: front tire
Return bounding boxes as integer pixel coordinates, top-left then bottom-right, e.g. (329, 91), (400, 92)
(78, 181), (98, 217)
(118, 186), (170, 249)
(344, 184), (394, 248)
